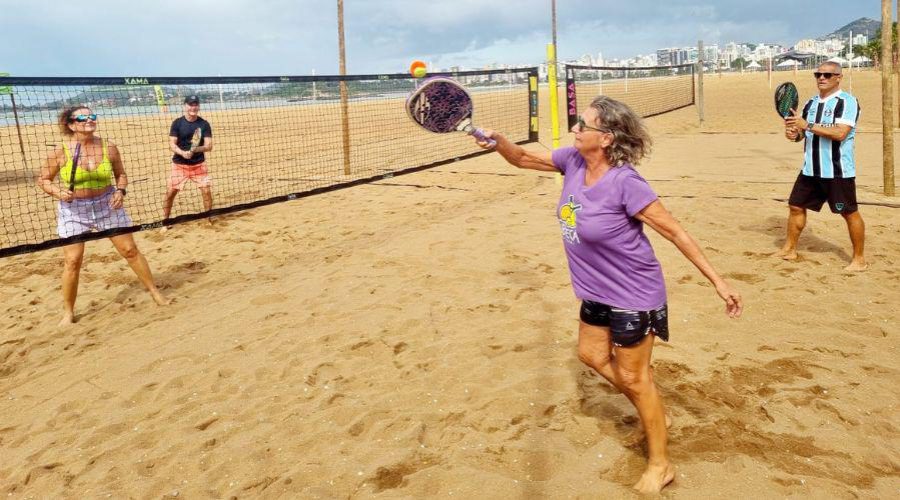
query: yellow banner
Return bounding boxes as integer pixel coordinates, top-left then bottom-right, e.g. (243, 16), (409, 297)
(153, 85), (168, 112)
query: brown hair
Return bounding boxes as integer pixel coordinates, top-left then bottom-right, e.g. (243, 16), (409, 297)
(589, 96), (652, 166)
(57, 105), (90, 136)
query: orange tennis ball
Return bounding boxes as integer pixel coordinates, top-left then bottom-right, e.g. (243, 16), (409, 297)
(410, 60), (426, 78)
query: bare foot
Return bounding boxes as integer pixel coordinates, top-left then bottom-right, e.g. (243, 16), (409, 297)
(777, 248), (798, 261)
(843, 260), (868, 272)
(151, 291), (171, 306)
(58, 312), (75, 326)
(633, 462), (675, 494)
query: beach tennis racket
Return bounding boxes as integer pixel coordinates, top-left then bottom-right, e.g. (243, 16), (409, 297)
(406, 77), (496, 147)
(67, 142), (81, 192)
(774, 82), (799, 118)
(189, 128), (202, 152)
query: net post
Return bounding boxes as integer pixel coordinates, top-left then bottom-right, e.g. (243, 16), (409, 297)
(697, 40), (705, 124)
(882, 0), (896, 196)
(548, 44), (561, 185)
(528, 70), (539, 143)
(337, 0), (351, 175)
(547, 44), (560, 150)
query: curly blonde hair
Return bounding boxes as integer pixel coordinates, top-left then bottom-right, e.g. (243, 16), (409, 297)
(57, 105), (90, 136)
(589, 96), (652, 166)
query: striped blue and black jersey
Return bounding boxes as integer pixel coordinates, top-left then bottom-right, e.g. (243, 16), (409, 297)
(799, 90), (860, 178)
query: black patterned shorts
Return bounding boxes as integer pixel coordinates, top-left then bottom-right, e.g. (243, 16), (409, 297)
(579, 300), (670, 347)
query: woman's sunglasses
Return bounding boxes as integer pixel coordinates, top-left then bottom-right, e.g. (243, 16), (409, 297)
(813, 72), (840, 79)
(576, 115), (609, 133)
(69, 114), (98, 123)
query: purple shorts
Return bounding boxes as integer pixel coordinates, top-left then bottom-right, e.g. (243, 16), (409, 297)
(57, 188), (132, 238)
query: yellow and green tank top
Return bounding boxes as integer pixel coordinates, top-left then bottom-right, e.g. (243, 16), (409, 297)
(58, 139), (114, 189)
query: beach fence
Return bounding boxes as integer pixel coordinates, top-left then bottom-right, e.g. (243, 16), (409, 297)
(0, 68), (539, 257)
(562, 63), (696, 130)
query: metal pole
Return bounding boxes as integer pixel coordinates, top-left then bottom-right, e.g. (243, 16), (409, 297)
(883, 0), (896, 196)
(9, 93), (28, 171)
(697, 40), (704, 124)
(549, 0), (561, 185)
(551, 0), (557, 48)
(847, 31), (854, 92)
(549, 0), (559, 150)
(337, 0), (351, 175)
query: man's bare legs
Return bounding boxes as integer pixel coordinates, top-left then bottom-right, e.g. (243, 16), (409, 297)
(199, 185), (214, 225)
(842, 210), (867, 271)
(778, 205), (806, 260)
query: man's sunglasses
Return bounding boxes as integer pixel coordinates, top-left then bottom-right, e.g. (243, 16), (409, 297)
(69, 114), (98, 123)
(577, 116), (609, 133)
(813, 72), (840, 79)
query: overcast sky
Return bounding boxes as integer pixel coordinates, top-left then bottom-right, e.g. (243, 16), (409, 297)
(0, 1), (883, 77)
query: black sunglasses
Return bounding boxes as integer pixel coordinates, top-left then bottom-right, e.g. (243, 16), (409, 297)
(69, 113), (98, 123)
(577, 115), (609, 133)
(813, 72), (840, 79)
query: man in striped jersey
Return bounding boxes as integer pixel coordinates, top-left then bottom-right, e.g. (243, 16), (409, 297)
(782, 62), (867, 272)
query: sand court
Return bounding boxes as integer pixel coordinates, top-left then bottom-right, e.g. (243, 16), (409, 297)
(0, 69), (898, 497)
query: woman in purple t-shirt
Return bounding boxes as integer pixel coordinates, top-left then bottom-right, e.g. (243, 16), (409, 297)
(475, 96), (742, 493)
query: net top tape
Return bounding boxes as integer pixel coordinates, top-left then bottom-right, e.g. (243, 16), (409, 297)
(0, 67), (539, 87)
(564, 63), (694, 71)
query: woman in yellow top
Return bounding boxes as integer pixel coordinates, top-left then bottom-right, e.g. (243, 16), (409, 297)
(37, 105), (168, 325)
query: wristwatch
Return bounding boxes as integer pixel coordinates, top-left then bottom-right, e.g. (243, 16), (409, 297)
(116, 187), (127, 196)
(806, 122), (814, 131)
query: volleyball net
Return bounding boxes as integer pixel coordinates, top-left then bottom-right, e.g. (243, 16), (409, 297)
(0, 68), (539, 257)
(564, 63), (695, 127)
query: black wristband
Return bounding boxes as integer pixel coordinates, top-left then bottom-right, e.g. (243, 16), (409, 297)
(115, 187), (127, 196)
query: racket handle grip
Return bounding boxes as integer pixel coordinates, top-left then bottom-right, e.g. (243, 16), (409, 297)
(470, 128), (496, 147)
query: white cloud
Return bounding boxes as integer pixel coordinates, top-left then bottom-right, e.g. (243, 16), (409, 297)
(0, 0), (879, 76)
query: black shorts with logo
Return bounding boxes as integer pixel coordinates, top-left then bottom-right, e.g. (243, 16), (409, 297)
(788, 174), (858, 214)
(579, 300), (670, 347)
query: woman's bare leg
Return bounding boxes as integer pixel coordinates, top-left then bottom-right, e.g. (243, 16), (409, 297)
(109, 234), (169, 305)
(59, 243), (86, 325)
(614, 334), (674, 493)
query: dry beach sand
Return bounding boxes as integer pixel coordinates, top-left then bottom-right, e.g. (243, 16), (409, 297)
(1, 69), (898, 498)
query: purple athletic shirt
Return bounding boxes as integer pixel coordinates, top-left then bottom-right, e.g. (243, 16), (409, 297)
(551, 147), (666, 311)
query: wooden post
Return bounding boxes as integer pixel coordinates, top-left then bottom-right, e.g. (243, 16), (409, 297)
(697, 40), (704, 124)
(896, 0), (899, 125)
(337, 0), (351, 175)
(883, 0), (896, 196)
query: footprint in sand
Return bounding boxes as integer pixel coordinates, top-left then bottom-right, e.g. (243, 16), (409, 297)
(249, 293), (288, 305)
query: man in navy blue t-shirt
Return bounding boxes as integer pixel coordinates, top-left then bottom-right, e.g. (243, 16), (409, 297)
(163, 95), (214, 225)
